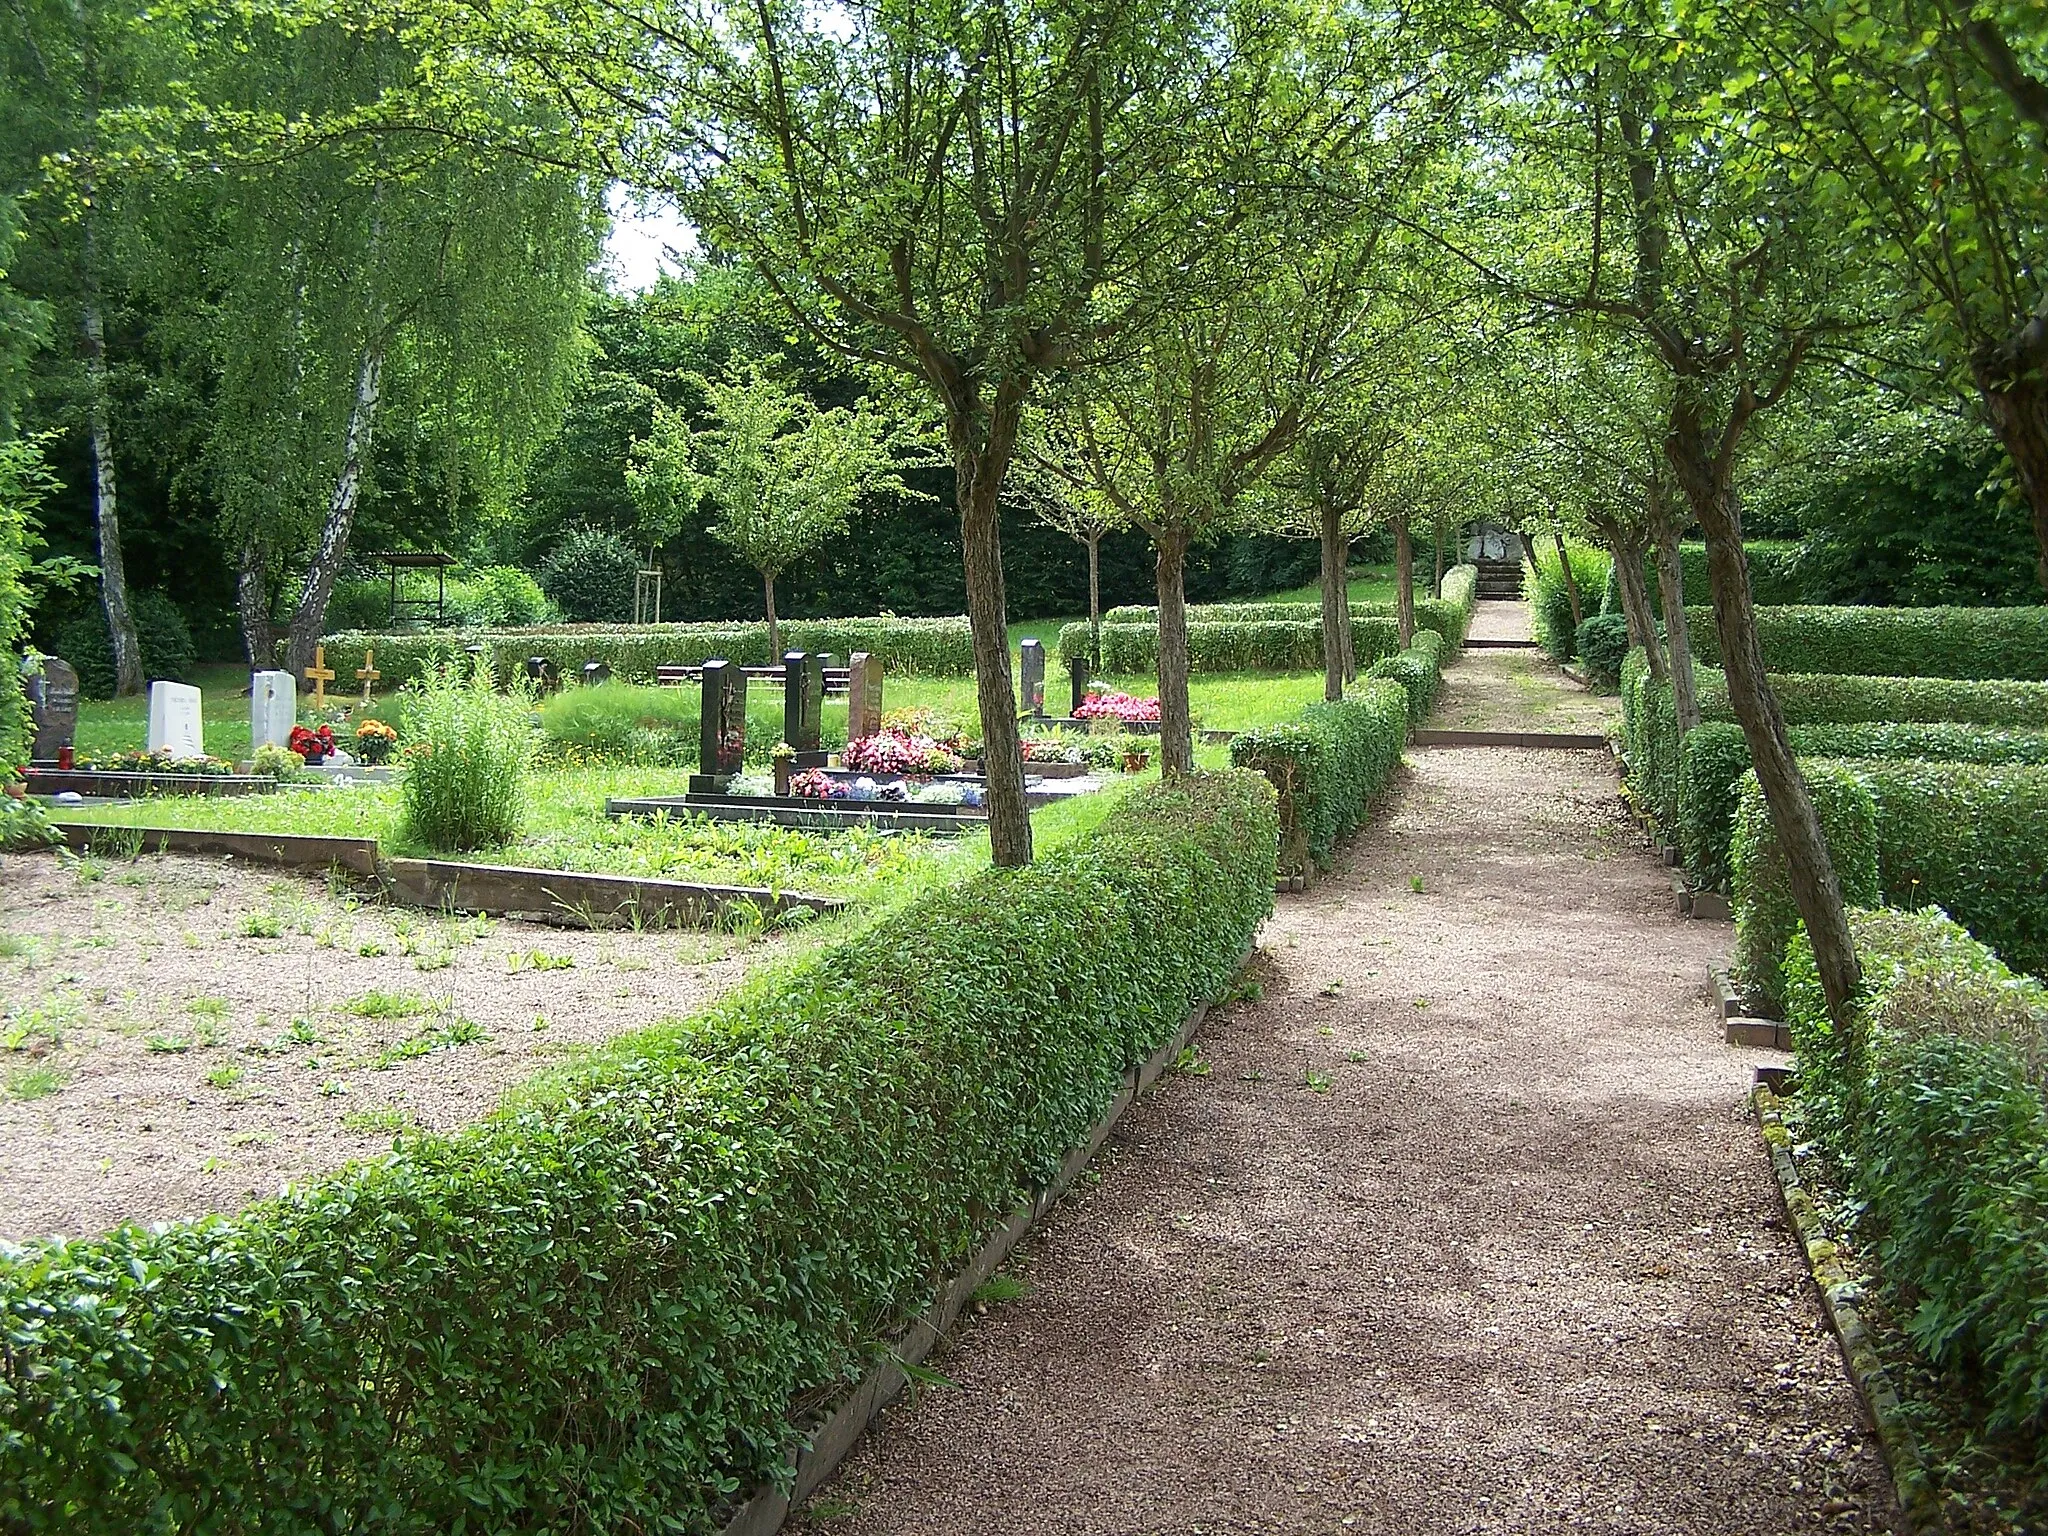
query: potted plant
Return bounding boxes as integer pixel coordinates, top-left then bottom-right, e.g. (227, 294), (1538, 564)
(1120, 746), (1152, 774)
(353, 718), (398, 765)
(288, 723), (336, 766)
(772, 741), (796, 796)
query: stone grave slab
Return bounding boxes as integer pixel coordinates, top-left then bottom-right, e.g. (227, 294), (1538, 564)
(147, 681), (205, 760)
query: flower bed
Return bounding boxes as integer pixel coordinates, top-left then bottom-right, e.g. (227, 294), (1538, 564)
(75, 749), (238, 777)
(842, 731), (964, 776)
(1073, 690), (1160, 724)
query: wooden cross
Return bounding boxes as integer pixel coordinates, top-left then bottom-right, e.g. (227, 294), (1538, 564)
(304, 644), (336, 709)
(356, 646), (380, 705)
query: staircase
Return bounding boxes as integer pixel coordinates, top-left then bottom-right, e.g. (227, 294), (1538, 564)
(1475, 558), (1525, 601)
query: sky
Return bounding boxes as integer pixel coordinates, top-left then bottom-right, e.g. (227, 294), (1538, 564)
(603, 187), (696, 290)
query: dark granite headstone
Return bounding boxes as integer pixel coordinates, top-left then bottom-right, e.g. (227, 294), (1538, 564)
(1069, 655), (1092, 719)
(691, 659), (747, 792)
(783, 650), (826, 763)
(1019, 639), (1046, 718)
(526, 656), (560, 695)
(847, 652), (883, 740)
(24, 656), (79, 762)
(582, 660), (612, 687)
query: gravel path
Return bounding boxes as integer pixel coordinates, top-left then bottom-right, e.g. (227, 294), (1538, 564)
(792, 640), (1898, 1535)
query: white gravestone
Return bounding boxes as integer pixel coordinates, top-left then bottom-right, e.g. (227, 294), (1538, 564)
(146, 681), (205, 760)
(250, 670), (297, 751)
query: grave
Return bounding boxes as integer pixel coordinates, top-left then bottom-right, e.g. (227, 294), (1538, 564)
(783, 650), (827, 767)
(1070, 656), (1092, 719)
(691, 659), (747, 793)
(146, 681), (205, 760)
(355, 647), (380, 704)
(250, 671), (297, 751)
(847, 652), (884, 740)
(23, 655), (79, 763)
(303, 646), (336, 709)
(526, 657), (560, 695)
(583, 660), (612, 687)
(1020, 640), (1047, 718)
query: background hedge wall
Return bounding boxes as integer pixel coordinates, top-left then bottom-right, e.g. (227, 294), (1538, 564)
(1230, 679), (1407, 876)
(1730, 765), (1881, 1016)
(1684, 603), (2048, 681)
(0, 771), (1278, 1532)
(1365, 630), (1446, 725)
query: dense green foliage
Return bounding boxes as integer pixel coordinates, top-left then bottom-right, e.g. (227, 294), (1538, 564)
(1601, 542), (1808, 615)
(1, 436), (47, 773)
(1731, 766), (1881, 1016)
(1572, 612), (1629, 688)
(1685, 604), (2048, 682)
(55, 589), (196, 700)
(398, 663), (537, 851)
(1784, 908), (2048, 1449)
(327, 565), (560, 633)
(1679, 722), (2048, 892)
(322, 615), (975, 688)
(1732, 760), (2048, 1012)
(0, 771), (1276, 1531)
(537, 528), (642, 622)
(1527, 541), (1609, 661)
(1098, 589), (1474, 651)
(1364, 630), (1446, 725)
(1230, 680), (1406, 877)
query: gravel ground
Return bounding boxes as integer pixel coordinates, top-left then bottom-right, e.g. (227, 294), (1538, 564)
(791, 643), (1897, 1534)
(0, 848), (772, 1240)
(1440, 602), (1616, 736)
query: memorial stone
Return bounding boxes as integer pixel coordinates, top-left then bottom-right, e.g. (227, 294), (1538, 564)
(691, 660), (747, 793)
(146, 680), (205, 760)
(1019, 640), (1046, 717)
(582, 660), (612, 686)
(783, 650), (826, 763)
(23, 656), (79, 762)
(1069, 655), (1092, 719)
(526, 657), (560, 695)
(846, 652), (883, 740)
(250, 670), (297, 751)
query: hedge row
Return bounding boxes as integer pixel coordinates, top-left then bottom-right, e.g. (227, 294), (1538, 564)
(1602, 541), (1809, 616)
(1784, 908), (2048, 1450)
(1678, 721), (2048, 893)
(1619, 650), (2048, 840)
(1099, 593), (1473, 651)
(1063, 617), (1407, 674)
(1685, 602), (2048, 682)
(1230, 678), (1407, 877)
(1365, 629), (1447, 726)
(1731, 759), (2048, 1013)
(0, 772), (1278, 1532)
(318, 615), (978, 687)
(1527, 542), (1611, 662)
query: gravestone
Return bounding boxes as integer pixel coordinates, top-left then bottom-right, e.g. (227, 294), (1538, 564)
(23, 656), (79, 762)
(526, 656), (560, 695)
(691, 659), (747, 793)
(146, 680), (205, 760)
(846, 652), (884, 740)
(1019, 640), (1047, 718)
(250, 670), (297, 751)
(582, 660), (612, 687)
(783, 650), (826, 765)
(1069, 655), (1092, 719)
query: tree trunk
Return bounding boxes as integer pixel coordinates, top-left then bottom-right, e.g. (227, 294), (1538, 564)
(80, 222), (143, 697)
(1599, 517), (1664, 681)
(1552, 527), (1583, 628)
(955, 438), (1031, 866)
(284, 336), (386, 676)
(1670, 416), (1861, 1035)
(1972, 357), (2048, 595)
(1651, 505), (1700, 734)
(1393, 516), (1416, 647)
(1338, 551), (1357, 682)
(236, 541), (276, 668)
(1086, 531), (1102, 671)
(1433, 516), (1445, 599)
(1153, 523), (1194, 776)
(763, 571), (779, 660)
(1319, 502), (1345, 701)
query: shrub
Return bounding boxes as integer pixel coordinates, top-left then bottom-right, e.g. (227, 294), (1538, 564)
(0, 771), (1276, 1532)
(1731, 758), (2048, 1012)
(1097, 590), (1474, 652)
(398, 661), (536, 851)
(1364, 630), (1445, 725)
(1783, 908), (2048, 1447)
(250, 743), (311, 783)
(320, 615), (976, 689)
(538, 527), (640, 623)
(1438, 563), (1477, 632)
(1678, 721), (2048, 893)
(0, 439), (45, 776)
(1061, 617), (1409, 674)
(451, 566), (559, 628)
(1685, 603), (2048, 682)
(1572, 612), (1630, 688)
(1527, 542), (1611, 661)
(0, 794), (59, 851)
(1601, 541), (1809, 614)
(1730, 765), (1880, 1016)
(1230, 679), (1406, 876)
(55, 588), (197, 700)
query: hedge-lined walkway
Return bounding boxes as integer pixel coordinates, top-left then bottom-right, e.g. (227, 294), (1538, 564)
(1437, 601), (1616, 736)
(794, 635), (1900, 1534)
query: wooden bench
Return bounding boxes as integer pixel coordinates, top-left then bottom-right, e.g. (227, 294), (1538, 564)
(654, 664), (851, 696)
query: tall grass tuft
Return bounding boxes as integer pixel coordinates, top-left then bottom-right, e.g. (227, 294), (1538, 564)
(400, 660), (535, 852)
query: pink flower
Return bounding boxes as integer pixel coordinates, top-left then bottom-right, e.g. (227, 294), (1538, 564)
(1073, 691), (1160, 723)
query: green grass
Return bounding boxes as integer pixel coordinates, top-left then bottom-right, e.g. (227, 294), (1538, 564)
(72, 663), (261, 761)
(1258, 565), (1403, 608)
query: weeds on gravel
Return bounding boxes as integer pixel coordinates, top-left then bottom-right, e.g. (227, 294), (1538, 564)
(1173, 1046), (1211, 1076)
(6, 1062), (64, 1099)
(341, 1106), (413, 1135)
(970, 1274), (1030, 1306)
(1304, 1069), (1332, 1093)
(239, 912), (283, 939)
(204, 1064), (244, 1090)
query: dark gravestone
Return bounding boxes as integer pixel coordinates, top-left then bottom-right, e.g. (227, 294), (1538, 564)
(582, 660), (612, 687)
(1069, 655), (1092, 719)
(847, 652), (883, 740)
(24, 656), (80, 762)
(1019, 639), (1046, 718)
(526, 656), (560, 695)
(691, 659), (747, 792)
(783, 651), (826, 765)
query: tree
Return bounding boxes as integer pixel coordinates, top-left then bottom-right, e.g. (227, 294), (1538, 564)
(1004, 461), (1121, 672)
(629, 363), (930, 654)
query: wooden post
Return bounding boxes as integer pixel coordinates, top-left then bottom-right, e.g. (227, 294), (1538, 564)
(355, 646), (380, 706)
(304, 645), (337, 710)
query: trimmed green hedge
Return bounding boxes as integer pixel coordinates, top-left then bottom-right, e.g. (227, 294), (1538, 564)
(1678, 722), (2048, 893)
(1230, 679), (1406, 877)
(1731, 759), (2048, 1012)
(1686, 603), (2048, 681)
(1730, 765), (1881, 1016)
(320, 615), (977, 687)
(1603, 541), (1809, 615)
(1784, 907), (2048, 1449)
(1365, 629), (1446, 726)
(0, 772), (1277, 1532)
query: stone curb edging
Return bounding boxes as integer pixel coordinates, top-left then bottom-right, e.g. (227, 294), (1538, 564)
(1410, 729), (1611, 749)
(1752, 1087), (1937, 1531)
(716, 956), (1242, 1536)
(1712, 964), (1792, 1049)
